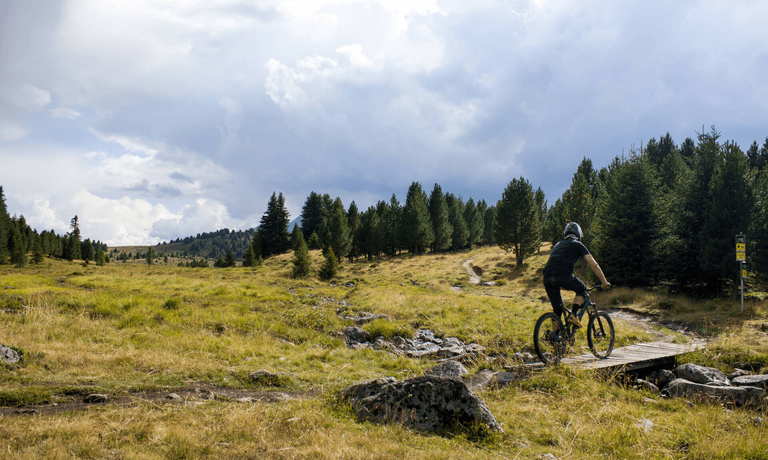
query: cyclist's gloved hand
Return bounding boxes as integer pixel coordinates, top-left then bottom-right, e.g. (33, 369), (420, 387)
(602, 282), (611, 290)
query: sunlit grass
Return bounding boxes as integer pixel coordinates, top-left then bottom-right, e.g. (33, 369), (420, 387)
(2, 247), (768, 458)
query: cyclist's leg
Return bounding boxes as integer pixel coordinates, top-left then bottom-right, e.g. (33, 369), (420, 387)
(561, 275), (587, 326)
(543, 278), (565, 327)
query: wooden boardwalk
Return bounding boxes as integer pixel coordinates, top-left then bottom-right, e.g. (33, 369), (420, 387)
(562, 341), (706, 374)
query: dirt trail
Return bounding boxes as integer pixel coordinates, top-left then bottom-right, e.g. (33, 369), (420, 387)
(462, 259), (482, 285)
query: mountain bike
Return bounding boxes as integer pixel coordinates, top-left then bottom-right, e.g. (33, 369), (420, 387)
(533, 285), (614, 365)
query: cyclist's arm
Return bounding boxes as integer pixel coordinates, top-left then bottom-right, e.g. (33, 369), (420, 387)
(584, 254), (610, 288)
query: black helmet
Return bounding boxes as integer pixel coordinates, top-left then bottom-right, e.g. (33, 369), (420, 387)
(564, 222), (582, 240)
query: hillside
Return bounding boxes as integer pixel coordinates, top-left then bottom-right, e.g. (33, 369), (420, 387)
(1, 247), (767, 458)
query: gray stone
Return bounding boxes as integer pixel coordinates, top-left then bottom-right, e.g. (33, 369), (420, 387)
(664, 378), (765, 407)
(248, 370), (287, 387)
(732, 374), (768, 390)
(636, 379), (660, 394)
(728, 368), (752, 381)
(424, 361), (469, 380)
(675, 363), (731, 386)
(343, 376), (503, 433)
(343, 326), (371, 345)
(648, 369), (676, 389)
(0, 344), (21, 364)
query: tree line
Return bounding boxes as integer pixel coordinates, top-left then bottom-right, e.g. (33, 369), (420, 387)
(4, 125), (767, 297)
(252, 126), (768, 297)
(0, 187), (108, 267)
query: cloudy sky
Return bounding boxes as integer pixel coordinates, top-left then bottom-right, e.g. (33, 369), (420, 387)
(2, 0), (767, 246)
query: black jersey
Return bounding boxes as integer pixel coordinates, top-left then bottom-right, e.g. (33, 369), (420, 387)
(543, 237), (590, 278)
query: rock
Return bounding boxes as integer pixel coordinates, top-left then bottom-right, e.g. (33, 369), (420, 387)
(0, 344), (21, 364)
(675, 363), (731, 386)
(424, 361), (469, 380)
(165, 393), (183, 401)
(647, 369), (676, 390)
(83, 394), (110, 404)
(664, 378), (765, 407)
(343, 326), (371, 345)
(728, 368), (752, 381)
(342, 328), (485, 363)
(732, 374), (768, 390)
(343, 376), (503, 433)
(248, 370), (287, 387)
(636, 379), (660, 394)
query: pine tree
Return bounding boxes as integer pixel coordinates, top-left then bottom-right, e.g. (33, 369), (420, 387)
(495, 177), (541, 266)
(322, 198), (351, 262)
(463, 198), (483, 250)
(593, 154), (659, 287)
(291, 232), (312, 279)
(482, 205), (496, 246)
(290, 224), (303, 251)
(402, 182), (434, 254)
(380, 195), (402, 255)
(32, 236), (44, 264)
(9, 224), (26, 267)
(318, 247), (338, 281)
(347, 201), (361, 262)
(359, 206), (382, 260)
(0, 186), (9, 264)
(146, 246), (155, 266)
(224, 247), (236, 267)
(300, 192), (327, 240)
(65, 216), (82, 261)
(307, 232), (322, 250)
(673, 126), (720, 293)
(750, 170), (768, 282)
(428, 184), (452, 252)
(259, 192), (291, 257)
(699, 141), (752, 294)
(243, 243), (255, 267)
(446, 193), (468, 250)
(561, 158), (601, 246)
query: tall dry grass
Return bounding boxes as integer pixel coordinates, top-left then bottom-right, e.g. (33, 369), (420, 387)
(1, 247), (767, 459)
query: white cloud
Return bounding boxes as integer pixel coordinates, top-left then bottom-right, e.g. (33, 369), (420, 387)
(71, 191), (178, 246)
(0, 83), (51, 111)
(0, 122), (30, 142)
(150, 198), (235, 241)
(50, 107), (82, 119)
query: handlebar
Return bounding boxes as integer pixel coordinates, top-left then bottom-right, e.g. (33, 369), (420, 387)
(588, 284), (611, 291)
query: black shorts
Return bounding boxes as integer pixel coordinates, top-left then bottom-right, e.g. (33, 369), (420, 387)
(543, 274), (587, 316)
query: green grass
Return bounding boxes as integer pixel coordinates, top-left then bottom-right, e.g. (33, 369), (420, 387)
(1, 247), (767, 459)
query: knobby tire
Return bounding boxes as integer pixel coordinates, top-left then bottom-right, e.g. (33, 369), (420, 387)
(533, 312), (565, 365)
(587, 311), (615, 358)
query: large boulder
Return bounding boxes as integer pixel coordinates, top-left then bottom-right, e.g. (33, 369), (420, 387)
(675, 363), (730, 386)
(664, 378), (765, 407)
(343, 376), (503, 433)
(0, 344), (20, 364)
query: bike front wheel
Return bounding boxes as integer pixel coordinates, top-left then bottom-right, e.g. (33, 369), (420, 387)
(533, 312), (566, 365)
(587, 311), (615, 358)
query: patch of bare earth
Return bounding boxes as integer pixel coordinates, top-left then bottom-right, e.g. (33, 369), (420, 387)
(1, 383), (311, 417)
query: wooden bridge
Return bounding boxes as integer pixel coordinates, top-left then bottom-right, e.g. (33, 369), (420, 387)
(563, 341), (706, 374)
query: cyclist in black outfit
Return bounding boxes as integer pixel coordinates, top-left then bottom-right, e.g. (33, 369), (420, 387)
(543, 222), (610, 328)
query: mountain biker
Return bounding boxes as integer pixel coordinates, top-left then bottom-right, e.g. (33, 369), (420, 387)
(542, 222), (610, 328)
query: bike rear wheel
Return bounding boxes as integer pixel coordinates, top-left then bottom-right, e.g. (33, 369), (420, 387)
(533, 312), (566, 365)
(587, 311), (615, 358)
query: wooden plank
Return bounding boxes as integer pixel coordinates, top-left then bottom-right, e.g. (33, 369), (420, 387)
(562, 341), (705, 373)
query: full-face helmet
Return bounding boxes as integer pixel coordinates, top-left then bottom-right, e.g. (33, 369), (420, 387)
(564, 222), (582, 241)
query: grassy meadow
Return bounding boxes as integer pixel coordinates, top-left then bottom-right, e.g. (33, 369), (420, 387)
(1, 245), (768, 459)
